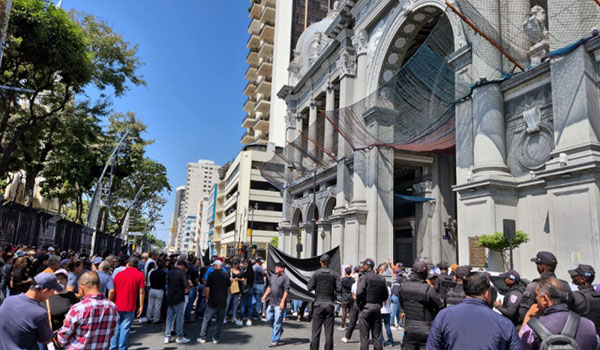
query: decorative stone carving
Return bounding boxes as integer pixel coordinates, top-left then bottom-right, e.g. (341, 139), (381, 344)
(367, 25), (384, 65)
(353, 29), (369, 55)
(399, 0), (415, 17)
(412, 180), (433, 194)
(285, 109), (297, 128)
(339, 51), (356, 76)
(326, 81), (335, 93)
(523, 106), (541, 133)
(309, 33), (326, 64)
(523, 5), (550, 65)
(517, 124), (554, 170)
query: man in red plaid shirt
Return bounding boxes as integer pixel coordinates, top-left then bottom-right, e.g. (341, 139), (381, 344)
(56, 271), (119, 350)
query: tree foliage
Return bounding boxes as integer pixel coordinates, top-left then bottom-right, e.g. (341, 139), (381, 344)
(478, 231), (529, 269)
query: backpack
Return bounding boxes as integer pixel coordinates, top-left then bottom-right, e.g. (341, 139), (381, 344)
(528, 311), (581, 350)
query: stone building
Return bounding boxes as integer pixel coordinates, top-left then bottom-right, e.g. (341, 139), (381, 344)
(274, 0), (600, 279)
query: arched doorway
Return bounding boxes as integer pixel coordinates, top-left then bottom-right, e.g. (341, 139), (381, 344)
(306, 203), (319, 257)
(292, 208), (303, 258)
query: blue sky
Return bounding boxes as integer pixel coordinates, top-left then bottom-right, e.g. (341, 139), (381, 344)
(64, 1), (250, 242)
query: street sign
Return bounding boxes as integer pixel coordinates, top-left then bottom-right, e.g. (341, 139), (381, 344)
(128, 232), (144, 237)
(503, 219), (516, 240)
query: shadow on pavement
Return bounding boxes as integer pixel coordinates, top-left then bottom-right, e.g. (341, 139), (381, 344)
(279, 337), (310, 346)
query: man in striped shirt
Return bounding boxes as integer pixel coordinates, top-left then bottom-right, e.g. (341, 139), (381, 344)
(56, 271), (119, 350)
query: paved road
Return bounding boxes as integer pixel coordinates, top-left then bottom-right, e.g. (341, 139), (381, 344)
(127, 316), (404, 349)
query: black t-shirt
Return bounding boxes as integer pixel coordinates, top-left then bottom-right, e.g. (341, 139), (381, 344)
(44, 292), (79, 330)
(149, 268), (167, 290)
(167, 268), (190, 306)
(244, 267), (255, 288)
(342, 276), (355, 301)
(10, 268), (31, 295)
(187, 264), (199, 287)
(206, 269), (230, 309)
(231, 269), (245, 295)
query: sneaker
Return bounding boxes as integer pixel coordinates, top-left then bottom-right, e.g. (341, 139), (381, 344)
(164, 337), (171, 344)
(390, 326), (398, 330)
(129, 329), (136, 334)
(337, 326), (346, 330)
(223, 319), (227, 325)
(341, 337), (349, 343)
(246, 319), (253, 326)
(197, 338), (206, 344)
(176, 337), (190, 344)
(292, 311), (298, 316)
(213, 339), (220, 344)
(139, 317), (148, 323)
(269, 341), (279, 347)
(235, 319), (243, 326)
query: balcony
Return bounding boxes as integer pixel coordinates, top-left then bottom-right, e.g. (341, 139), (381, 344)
(257, 57), (272, 78)
(247, 34), (260, 51)
(255, 95), (270, 114)
(263, 0), (276, 7)
(241, 129), (255, 144)
(260, 3), (275, 24)
(254, 113), (269, 132)
(246, 50), (258, 66)
(243, 97), (256, 112)
(256, 75), (272, 95)
(259, 22), (274, 45)
(248, 18), (261, 36)
(256, 132), (269, 144)
(243, 80), (256, 96)
(258, 40), (274, 58)
(245, 65), (257, 81)
(249, 3), (262, 20)
(242, 113), (256, 128)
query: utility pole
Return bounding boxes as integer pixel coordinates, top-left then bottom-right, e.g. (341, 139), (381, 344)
(249, 202), (258, 258)
(312, 171), (317, 257)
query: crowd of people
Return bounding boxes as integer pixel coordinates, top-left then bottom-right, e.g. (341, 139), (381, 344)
(0, 245), (598, 350)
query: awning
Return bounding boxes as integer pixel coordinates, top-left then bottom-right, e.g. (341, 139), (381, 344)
(395, 194), (435, 204)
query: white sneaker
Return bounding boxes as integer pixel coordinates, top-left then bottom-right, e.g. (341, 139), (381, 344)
(139, 317), (148, 323)
(176, 337), (190, 344)
(292, 311), (298, 316)
(164, 337), (170, 344)
(235, 319), (243, 326)
(341, 337), (349, 343)
(197, 338), (206, 344)
(213, 339), (220, 344)
(338, 326), (346, 330)
(246, 319), (252, 326)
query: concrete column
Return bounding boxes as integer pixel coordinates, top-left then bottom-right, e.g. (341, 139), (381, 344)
(351, 150), (367, 208)
(308, 100), (320, 162)
(331, 218), (344, 261)
(551, 45), (600, 153)
(316, 224), (324, 255)
(353, 29), (369, 102)
(285, 109), (298, 180)
(325, 83), (336, 161)
(472, 83), (510, 175)
(295, 113), (304, 171)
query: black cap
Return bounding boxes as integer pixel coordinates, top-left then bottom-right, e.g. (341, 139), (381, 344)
(320, 254), (330, 263)
(530, 251), (557, 266)
(568, 264), (595, 278)
(412, 260), (428, 274)
(361, 258), (375, 269)
(231, 258), (240, 265)
(499, 270), (520, 282)
(176, 260), (187, 267)
(437, 261), (449, 269)
(455, 265), (472, 278)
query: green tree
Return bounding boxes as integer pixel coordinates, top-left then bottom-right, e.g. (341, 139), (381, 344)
(478, 231), (529, 269)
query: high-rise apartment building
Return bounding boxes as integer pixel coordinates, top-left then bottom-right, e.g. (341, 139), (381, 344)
(167, 186), (186, 253)
(183, 160), (219, 216)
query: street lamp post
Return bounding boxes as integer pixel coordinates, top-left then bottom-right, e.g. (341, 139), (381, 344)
(249, 202), (258, 258)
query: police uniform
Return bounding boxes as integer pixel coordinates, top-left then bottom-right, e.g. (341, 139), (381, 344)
(398, 261), (444, 350)
(568, 264), (600, 336)
(518, 252), (573, 324)
(495, 270), (523, 326)
(356, 258), (388, 350)
(435, 262), (455, 298)
(307, 255), (341, 350)
(445, 265), (471, 307)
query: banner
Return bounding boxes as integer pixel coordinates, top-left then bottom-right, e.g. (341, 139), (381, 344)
(266, 244), (340, 302)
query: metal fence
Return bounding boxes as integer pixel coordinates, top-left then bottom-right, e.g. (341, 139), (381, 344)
(0, 200), (124, 255)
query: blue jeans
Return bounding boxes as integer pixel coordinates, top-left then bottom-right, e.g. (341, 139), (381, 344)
(226, 293), (241, 320)
(195, 284), (206, 317)
(240, 287), (254, 320)
(390, 295), (402, 327)
(381, 313), (394, 346)
(165, 301), (186, 338)
(292, 300), (302, 313)
(253, 284), (265, 317)
(200, 305), (226, 341)
(110, 311), (135, 350)
(266, 304), (284, 342)
(185, 286), (197, 320)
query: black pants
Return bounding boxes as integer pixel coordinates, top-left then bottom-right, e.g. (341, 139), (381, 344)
(358, 304), (382, 350)
(340, 299), (353, 328)
(299, 301), (313, 320)
(402, 332), (428, 350)
(310, 303), (335, 350)
(345, 302), (360, 339)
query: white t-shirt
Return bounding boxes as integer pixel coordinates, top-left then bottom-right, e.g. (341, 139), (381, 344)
(381, 287), (391, 314)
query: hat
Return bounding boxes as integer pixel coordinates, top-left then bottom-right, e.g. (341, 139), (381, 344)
(320, 254), (330, 263)
(361, 258), (375, 269)
(60, 259), (70, 267)
(499, 270), (520, 282)
(231, 258), (240, 265)
(16, 251), (26, 257)
(33, 272), (64, 292)
(455, 265), (472, 278)
(212, 260), (223, 266)
(54, 269), (68, 277)
(92, 257), (103, 265)
(27, 250), (35, 256)
(530, 251), (557, 266)
(216, 257), (224, 263)
(437, 261), (449, 269)
(176, 260), (187, 267)
(568, 264), (595, 278)
(412, 260), (428, 274)
(48, 246), (55, 252)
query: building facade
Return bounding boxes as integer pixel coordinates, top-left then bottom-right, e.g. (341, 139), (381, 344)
(167, 185), (186, 253)
(274, 0), (600, 280)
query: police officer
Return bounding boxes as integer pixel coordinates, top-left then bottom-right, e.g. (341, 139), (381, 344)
(493, 269), (523, 326)
(568, 264), (600, 336)
(356, 258), (388, 350)
(445, 265), (471, 307)
(307, 254), (341, 350)
(518, 251), (572, 323)
(398, 260), (444, 350)
(436, 262), (455, 298)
